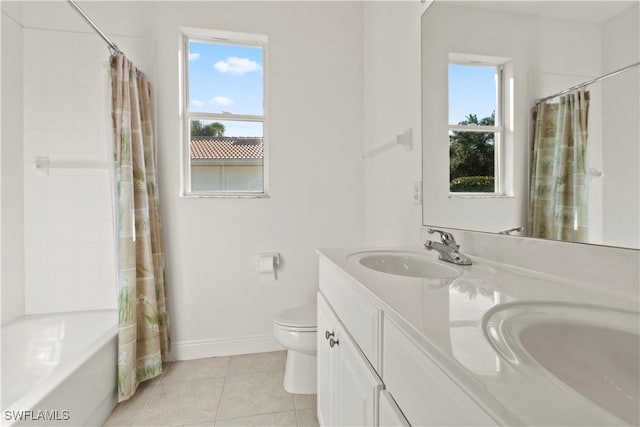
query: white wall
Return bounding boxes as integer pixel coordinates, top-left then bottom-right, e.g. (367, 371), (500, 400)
(362, 1), (426, 247)
(601, 3), (640, 248)
(1, 5), (26, 324)
(23, 1), (365, 357)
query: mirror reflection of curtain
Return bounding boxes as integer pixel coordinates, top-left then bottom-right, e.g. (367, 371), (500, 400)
(529, 89), (590, 243)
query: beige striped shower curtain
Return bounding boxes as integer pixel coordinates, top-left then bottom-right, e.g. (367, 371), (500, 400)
(111, 53), (170, 402)
(529, 89), (590, 243)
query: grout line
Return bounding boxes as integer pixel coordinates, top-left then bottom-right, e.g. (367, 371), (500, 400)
(213, 374), (228, 424)
(293, 406), (300, 427)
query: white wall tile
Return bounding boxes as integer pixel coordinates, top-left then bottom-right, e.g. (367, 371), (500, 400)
(73, 61), (100, 85)
(49, 265), (75, 288)
(25, 242), (48, 269)
(73, 105), (100, 130)
(23, 59), (47, 84)
(73, 33), (103, 63)
(24, 83), (47, 107)
(47, 106), (73, 130)
(47, 129), (75, 153)
(47, 175), (75, 197)
(24, 104), (47, 129)
(47, 196), (74, 221)
(47, 83), (74, 108)
(73, 85), (101, 108)
(24, 220), (47, 243)
(47, 220), (74, 244)
(46, 31), (73, 59)
(23, 29), (48, 60)
(26, 290), (55, 313)
(23, 28), (117, 314)
(24, 129), (48, 151)
(47, 60), (73, 85)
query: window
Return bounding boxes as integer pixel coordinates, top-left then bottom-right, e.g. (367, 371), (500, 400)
(448, 55), (504, 195)
(182, 28), (267, 196)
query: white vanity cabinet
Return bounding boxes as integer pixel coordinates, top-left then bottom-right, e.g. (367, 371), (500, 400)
(383, 318), (497, 426)
(317, 293), (383, 426)
(379, 390), (411, 427)
(317, 255), (498, 427)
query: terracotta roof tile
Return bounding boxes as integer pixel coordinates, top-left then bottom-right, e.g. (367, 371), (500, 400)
(191, 136), (263, 160)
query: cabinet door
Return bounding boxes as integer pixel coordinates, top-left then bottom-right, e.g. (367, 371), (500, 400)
(317, 293), (338, 427)
(317, 292), (383, 427)
(334, 320), (383, 427)
(379, 390), (410, 427)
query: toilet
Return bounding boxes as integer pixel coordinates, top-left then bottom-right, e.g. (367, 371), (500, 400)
(273, 304), (317, 394)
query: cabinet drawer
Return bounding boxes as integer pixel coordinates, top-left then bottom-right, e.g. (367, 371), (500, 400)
(319, 258), (380, 369)
(383, 318), (497, 426)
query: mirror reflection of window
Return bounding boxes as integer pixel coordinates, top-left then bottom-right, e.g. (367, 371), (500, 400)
(448, 58), (503, 195)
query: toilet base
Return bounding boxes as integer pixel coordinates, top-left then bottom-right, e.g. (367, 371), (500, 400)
(283, 350), (317, 394)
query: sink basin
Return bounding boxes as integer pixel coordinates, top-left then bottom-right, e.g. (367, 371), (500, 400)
(348, 250), (460, 279)
(483, 302), (639, 425)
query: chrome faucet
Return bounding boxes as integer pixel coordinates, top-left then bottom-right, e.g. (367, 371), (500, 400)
(424, 228), (472, 265)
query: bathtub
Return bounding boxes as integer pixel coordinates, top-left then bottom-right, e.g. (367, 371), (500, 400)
(1, 310), (118, 426)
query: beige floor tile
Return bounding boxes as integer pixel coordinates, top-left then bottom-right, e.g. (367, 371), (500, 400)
(226, 351), (286, 375)
(294, 409), (319, 427)
(216, 371), (293, 421)
(292, 394), (316, 410)
(161, 356), (231, 383)
(177, 421), (215, 427)
(103, 381), (158, 426)
(132, 377), (225, 426)
(215, 411), (297, 427)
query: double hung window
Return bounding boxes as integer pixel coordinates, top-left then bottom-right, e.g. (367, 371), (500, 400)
(448, 55), (504, 195)
(182, 29), (267, 196)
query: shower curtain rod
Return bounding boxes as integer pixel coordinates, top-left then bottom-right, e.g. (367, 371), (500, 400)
(535, 61), (640, 105)
(66, 0), (122, 55)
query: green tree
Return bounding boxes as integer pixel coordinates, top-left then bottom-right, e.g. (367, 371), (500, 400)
(190, 120), (225, 137)
(449, 112), (495, 190)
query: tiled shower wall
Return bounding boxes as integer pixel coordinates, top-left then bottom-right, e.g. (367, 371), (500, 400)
(22, 28), (116, 313)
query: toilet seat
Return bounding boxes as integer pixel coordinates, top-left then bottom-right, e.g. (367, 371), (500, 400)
(273, 304), (317, 331)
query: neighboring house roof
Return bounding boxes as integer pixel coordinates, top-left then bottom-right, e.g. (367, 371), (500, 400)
(190, 136), (264, 160)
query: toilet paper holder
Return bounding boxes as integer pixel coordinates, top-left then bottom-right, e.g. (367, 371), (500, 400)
(257, 252), (280, 268)
(256, 253), (281, 282)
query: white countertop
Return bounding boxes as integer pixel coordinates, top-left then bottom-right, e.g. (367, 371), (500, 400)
(316, 247), (639, 426)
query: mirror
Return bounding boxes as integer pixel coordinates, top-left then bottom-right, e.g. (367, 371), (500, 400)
(422, 1), (639, 250)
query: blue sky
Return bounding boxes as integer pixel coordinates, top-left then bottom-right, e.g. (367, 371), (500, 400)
(189, 40), (264, 137)
(188, 43), (495, 135)
(449, 64), (496, 125)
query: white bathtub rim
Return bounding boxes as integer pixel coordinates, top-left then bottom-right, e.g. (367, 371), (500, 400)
(2, 309), (117, 415)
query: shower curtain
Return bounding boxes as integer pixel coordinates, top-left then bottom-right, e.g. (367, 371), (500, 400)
(111, 53), (170, 402)
(528, 89), (590, 243)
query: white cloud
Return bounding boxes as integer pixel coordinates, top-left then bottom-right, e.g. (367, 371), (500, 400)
(210, 96), (234, 106)
(213, 57), (261, 75)
(191, 99), (204, 108)
(188, 52), (200, 61)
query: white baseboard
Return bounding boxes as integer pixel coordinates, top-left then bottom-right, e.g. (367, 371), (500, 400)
(170, 333), (285, 361)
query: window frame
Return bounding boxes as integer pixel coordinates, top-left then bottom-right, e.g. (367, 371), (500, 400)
(448, 57), (506, 198)
(180, 27), (269, 198)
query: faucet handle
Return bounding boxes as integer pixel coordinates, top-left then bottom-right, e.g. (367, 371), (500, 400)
(427, 228), (456, 244)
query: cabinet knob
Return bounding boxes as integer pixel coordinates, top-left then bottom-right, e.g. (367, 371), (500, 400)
(329, 337), (339, 348)
(325, 330), (335, 340)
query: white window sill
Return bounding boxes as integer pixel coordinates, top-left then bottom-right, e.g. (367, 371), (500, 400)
(180, 192), (270, 199)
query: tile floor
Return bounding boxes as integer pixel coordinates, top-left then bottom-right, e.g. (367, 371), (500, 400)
(104, 351), (319, 427)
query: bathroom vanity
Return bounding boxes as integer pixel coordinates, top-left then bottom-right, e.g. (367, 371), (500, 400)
(316, 248), (639, 426)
